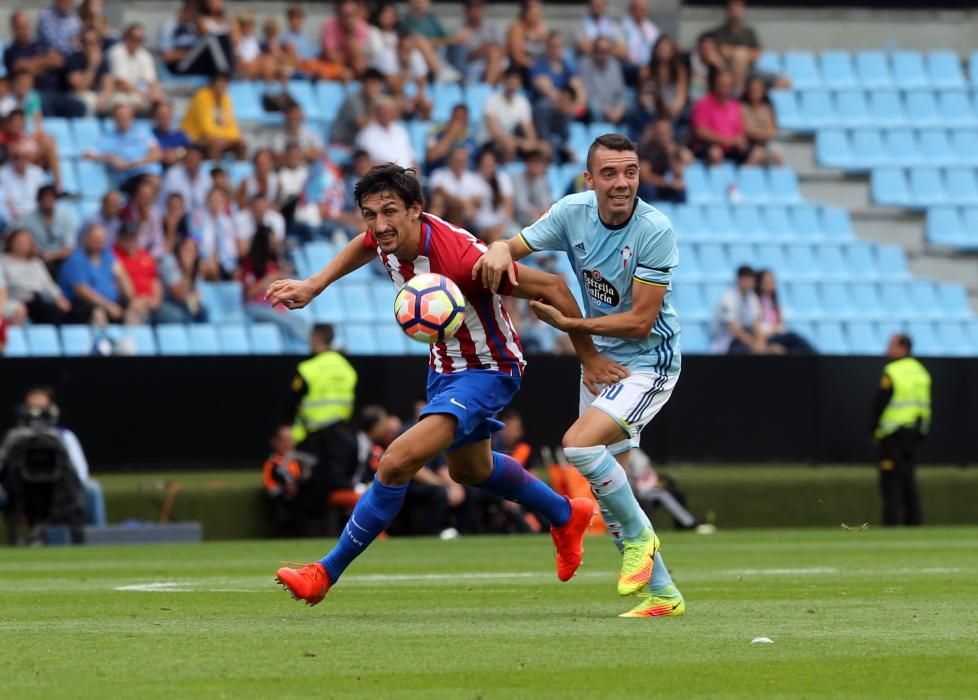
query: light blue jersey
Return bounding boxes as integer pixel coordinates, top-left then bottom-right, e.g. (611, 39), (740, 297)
(519, 191), (681, 376)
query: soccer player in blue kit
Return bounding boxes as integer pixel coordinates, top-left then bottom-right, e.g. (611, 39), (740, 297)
(474, 134), (685, 618)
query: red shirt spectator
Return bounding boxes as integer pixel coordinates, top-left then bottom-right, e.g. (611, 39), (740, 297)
(321, 0), (369, 77)
(113, 240), (158, 298)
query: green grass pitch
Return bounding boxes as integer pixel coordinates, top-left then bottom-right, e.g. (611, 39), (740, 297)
(3, 528), (978, 699)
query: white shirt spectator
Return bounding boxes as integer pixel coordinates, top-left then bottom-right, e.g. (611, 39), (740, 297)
(711, 287), (762, 353)
(0, 163), (48, 219)
(162, 164), (213, 213)
(237, 35), (261, 62)
(234, 208), (286, 247)
(579, 14), (623, 46)
(429, 166), (485, 204)
(193, 209), (238, 274)
(481, 91), (533, 144)
(239, 173), (281, 205)
(269, 128), (324, 157)
(107, 42), (158, 90)
(277, 165), (309, 202)
(356, 121), (416, 168)
(621, 14), (659, 66)
(472, 171), (514, 231)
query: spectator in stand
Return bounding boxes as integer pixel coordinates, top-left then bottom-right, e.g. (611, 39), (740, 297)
(706, 0), (786, 93)
(471, 148), (516, 242)
(506, 0), (549, 79)
(755, 268), (814, 354)
(197, 0), (238, 67)
(58, 223), (133, 324)
(292, 154), (361, 240)
(235, 194), (286, 255)
(645, 35), (689, 128)
(401, 0), (447, 45)
(576, 0), (625, 57)
(260, 18), (299, 80)
(160, 191), (191, 252)
(1, 68), (43, 124)
(37, 0), (83, 57)
(241, 224), (309, 351)
(270, 104), (325, 165)
(0, 261), (28, 330)
(84, 103), (162, 194)
(234, 12), (273, 81)
(620, 0), (660, 83)
(79, 0), (118, 46)
(4, 11), (84, 118)
(448, 0), (505, 85)
(151, 101), (192, 169)
(425, 104), (476, 174)
(209, 166), (232, 201)
(282, 5), (319, 64)
(0, 228), (71, 324)
(106, 23), (162, 115)
(119, 177), (166, 257)
(237, 149), (281, 210)
(193, 187), (238, 280)
(181, 73), (246, 160)
(157, 234), (207, 323)
(331, 68), (386, 147)
(689, 33), (726, 102)
(711, 264), (771, 354)
(692, 67), (764, 165)
(159, 0), (207, 77)
(579, 36), (627, 126)
(14, 185), (76, 270)
(355, 97), (416, 168)
(511, 148), (553, 227)
(429, 145), (483, 230)
(66, 28), (113, 116)
(0, 106), (64, 194)
(637, 118), (691, 203)
(624, 76), (657, 142)
(277, 143), (309, 208)
(481, 66), (549, 163)
(261, 425), (311, 537)
(367, 2), (427, 82)
(112, 224), (173, 324)
(82, 190), (123, 246)
(390, 35), (435, 121)
(741, 75), (784, 166)
(321, 0), (370, 81)
(0, 142), (48, 221)
(161, 144), (212, 214)
(531, 32), (586, 162)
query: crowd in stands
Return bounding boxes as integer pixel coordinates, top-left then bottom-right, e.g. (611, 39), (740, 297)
(0, 0), (794, 356)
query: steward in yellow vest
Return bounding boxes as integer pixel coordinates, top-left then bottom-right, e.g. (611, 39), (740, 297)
(871, 333), (931, 526)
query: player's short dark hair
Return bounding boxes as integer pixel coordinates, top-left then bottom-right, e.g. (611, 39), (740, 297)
(894, 333), (913, 353)
(586, 133), (638, 172)
(312, 323), (334, 347)
(354, 163), (425, 210)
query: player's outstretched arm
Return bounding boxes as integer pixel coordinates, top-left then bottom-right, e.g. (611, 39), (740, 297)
(511, 264), (628, 391)
(530, 277), (666, 340)
(266, 232), (375, 310)
(471, 238), (531, 292)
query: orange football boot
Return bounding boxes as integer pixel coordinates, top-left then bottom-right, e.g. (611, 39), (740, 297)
(550, 497), (595, 581)
(275, 562), (332, 606)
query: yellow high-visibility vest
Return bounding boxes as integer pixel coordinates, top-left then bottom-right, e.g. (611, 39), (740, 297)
(292, 351), (357, 443)
(876, 357), (931, 438)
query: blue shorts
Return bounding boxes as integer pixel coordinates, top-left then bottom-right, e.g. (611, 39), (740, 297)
(419, 369), (522, 451)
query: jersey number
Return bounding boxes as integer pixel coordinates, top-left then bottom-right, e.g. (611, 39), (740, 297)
(601, 383), (624, 400)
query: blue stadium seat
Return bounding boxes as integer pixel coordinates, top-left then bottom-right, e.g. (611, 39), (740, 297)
(25, 325), (61, 356)
(768, 168), (802, 203)
(156, 324), (192, 355)
(906, 321), (941, 356)
(285, 80), (322, 122)
(833, 89), (871, 128)
(754, 243), (786, 272)
(789, 205), (822, 240)
(681, 321), (710, 354)
(783, 281), (821, 321)
(855, 50), (893, 88)
(904, 90), (941, 127)
(249, 323), (284, 354)
(369, 282), (395, 320)
(315, 81), (346, 122)
(228, 160), (253, 187)
(761, 205), (791, 239)
(675, 242), (701, 280)
(568, 122), (591, 163)
(736, 166), (769, 203)
(875, 245), (910, 280)
(799, 89), (834, 128)
(784, 244), (818, 280)
(684, 166), (713, 205)
(123, 325), (158, 355)
(71, 118), (101, 149)
(217, 325), (251, 355)
(697, 244), (729, 281)
(820, 282), (854, 319)
(848, 282), (883, 319)
(845, 320), (880, 354)
(374, 322), (409, 355)
(228, 81), (263, 122)
(783, 51), (820, 89)
(850, 128), (885, 169)
(310, 292), (345, 323)
(944, 167), (978, 204)
(769, 90), (802, 130)
(962, 207), (978, 242)
(59, 325), (93, 356)
(755, 51), (781, 75)
(870, 168), (910, 206)
(727, 243), (754, 269)
(938, 90), (976, 128)
(926, 51), (965, 89)
(588, 121), (617, 142)
(304, 241), (339, 269)
(845, 244), (879, 279)
(815, 129), (850, 168)
(707, 163), (737, 201)
(950, 130), (978, 165)
(821, 206), (854, 240)
(43, 118), (77, 158)
(4, 327), (28, 356)
(704, 205), (736, 239)
(76, 161), (110, 199)
(869, 90), (905, 127)
(340, 283), (375, 321)
(926, 206), (962, 247)
(882, 128), (919, 165)
(819, 51), (856, 88)
(937, 283), (973, 319)
(187, 325), (220, 354)
(430, 82), (465, 123)
(815, 244), (848, 280)
(965, 320), (978, 353)
(891, 51), (928, 89)
(732, 206), (767, 241)
(918, 129), (953, 165)
(344, 323), (378, 354)
(464, 82), (493, 126)
(909, 167), (946, 206)
(879, 282), (915, 320)
(672, 284), (710, 321)
(675, 204), (708, 239)
(198, 281), (246, 323)
(935, 321), (971, 356)
(408, 120), (432, 165)
(59, 160), (79, 197)
(908, 280), (941, 318)
(814, 320), (848, 354)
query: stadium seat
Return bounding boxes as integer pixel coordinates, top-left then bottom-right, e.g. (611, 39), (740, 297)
(672, 284), (709, 321)
(761, 205), (792, 238)
(675, 242), (701, 280)
(799, 89), (834, 128)
(736, 167), (769, 203)
(815, 129), (850, 168)
(755, 51), (781, 75)
(869, 90), (905, 127)
(123, 325), (158, 355)
(4, 327), (28, 357)
(704, 205), (736, 239)
(284, 80), (321, 122)
(950, 130), (978, 165)
(310, 292), (345, 323)
(908, 280), (941, 318)
(875, 245), (910, 280)
(821, 206), (854, 240)
(43, 118), (77, 158)
(156, 324), (192, 355)
(845, 244), (879, 279)
(343, 323), (378, 354)
(25, 325), (61, 356)
(755, 243), (786, 271)
(870, 168), (910, 206)
(59, 160), (79, 197)
(374, 323), (409, 355)
(228, 160), (253, 188)
(938, 90), (976, 128)
(882, 129), (919, 165)
(962, 207), (978, 243)
(935, 321), (972, 356)
(60, 325), (93, 356)
(848, 282), (883, 318)
(845, 320), (880, 354)
(198, 281), (246, 323)
(369, 282), (395, 320)
(249, 323), (284, 354)
(906, 321), (941, 356)
(315, 81), (346, 122)
(850, 128), (886, 169)
(707, 163), (737, 201)
(769, 90), (802, 130)
(217, 325), (251, 355)
(675, 204), (708, 239)
(879, 282), (915, 320)
(339, 283), (375, 321)
(918, 129), (953, 165)
(783, 282), (821, 321)
(789, 205), (822, 240)
(904, 90), (941, 127)
(732, 206), (767, 241)
(891, 51), (928, 89)
(727, 243), (754, 269)
(944, 167), (978, 204)
(833, 89), (871, 127)
(430, 82), (464, 123)
(783, 51), (820, 89)
(304, 241), (339, 269)
(76, 161), (110, 199)
(784, 244), (818, 281)
(820, 282), (854, 319)
(681, 321), (710, 354)
(464, 83), (492, 126)
(937, 283), (973, 319)
(814, 320), (848, 354)
(187, 325), (220, 355)
(819, 51), (856, 88)
(768, 168), (802, 203)
(814, 244), (848, 280)
(228, 81), (263, 122)
(408, 120), (432, 165)
(71, 118), (101, 148)
(925, 50), (966, 89)
(926, 206), (962, 246)
(697, 244), (729, 281)
(855, 50), (893, 88)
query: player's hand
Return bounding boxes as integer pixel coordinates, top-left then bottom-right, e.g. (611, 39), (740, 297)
(472, 241), (517, 292)
(528, 299), (569, 330)
(265, 278), (319, 309)
(582, 354), (630, 395)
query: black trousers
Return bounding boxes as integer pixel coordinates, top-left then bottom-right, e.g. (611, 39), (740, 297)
(878, 427), (923, 527)
(300, 422), (359, 501)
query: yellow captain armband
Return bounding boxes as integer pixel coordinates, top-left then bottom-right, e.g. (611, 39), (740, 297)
(516, 232), (535, 252)
(633, 276), (668, 288)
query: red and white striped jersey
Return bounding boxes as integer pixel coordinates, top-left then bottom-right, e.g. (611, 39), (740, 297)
(363, 214), (526, 376)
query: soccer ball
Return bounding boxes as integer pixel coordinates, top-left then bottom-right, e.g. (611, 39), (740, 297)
(393, 273), (466, 344)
